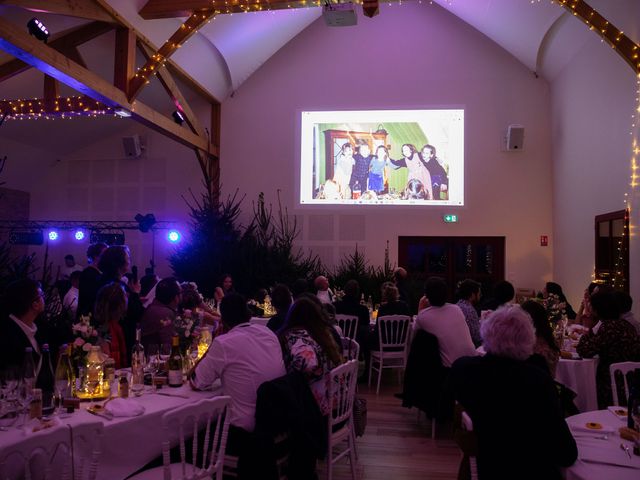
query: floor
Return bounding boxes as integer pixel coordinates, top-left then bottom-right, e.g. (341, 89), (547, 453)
(316, 370), (462, 480)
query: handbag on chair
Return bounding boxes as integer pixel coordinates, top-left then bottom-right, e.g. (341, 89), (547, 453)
(353, 396), (367, 437)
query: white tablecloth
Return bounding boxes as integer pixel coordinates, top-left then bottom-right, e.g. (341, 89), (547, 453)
(556, 358), (598, 412)
(0, 384), (220, 480)
(564, 410), (640, 480)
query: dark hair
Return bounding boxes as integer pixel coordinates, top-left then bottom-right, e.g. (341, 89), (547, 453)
(521, 300), (559, 353)
(457, 279), (481, 301)
(3, 278), (40, 317)
(64, 254), (74, 261)
(97, 245), (130, 279)
(404, 179), (427, 200)
(381, 282), (399, 303)
(94, 282), (127, 326)
(69, 270), (82, 283)
(590, 291), (621, 320)
(494, 281), (515, 305)
(545, 282), (567, 302)
(424, 277), (447, 307)
(291, 278), (309, 299)
(587, 282), (599, 295)
(343, 279), (360, 300)
(271, 284), (292, 312)
(155, 277), (181, 305)
(220, 293), (250, 328)
(420, 144), (436, 161)
(282, 297), (342, 366)
(613, 291), (633, 314)
(86, 242), (107, 262)
(254, 288), (268, 304)
(401, 143), (417, 158)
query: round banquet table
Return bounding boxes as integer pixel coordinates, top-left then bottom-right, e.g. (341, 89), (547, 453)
(555, 358), (598, 412)
(563, 410), (640, 480)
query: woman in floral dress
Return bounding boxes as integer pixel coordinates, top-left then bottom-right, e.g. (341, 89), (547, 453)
(279, 297), (343, 415)
(576, 290), (640, 408)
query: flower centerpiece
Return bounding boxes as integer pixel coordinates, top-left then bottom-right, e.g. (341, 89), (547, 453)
(70, 314), (109, 399)
(70, 314), (99, 372)
(542, 293), (567, 324)
(174, 309), (201, 352)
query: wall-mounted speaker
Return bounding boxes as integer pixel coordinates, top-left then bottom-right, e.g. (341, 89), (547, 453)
(122, 134), (142, 158)
(506, 124), (525, 151)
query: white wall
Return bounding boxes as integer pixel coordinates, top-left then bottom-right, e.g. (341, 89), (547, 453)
(1, 119), (204, 279)
(220, 4), (554, 290)
(548, 1), (640, 312)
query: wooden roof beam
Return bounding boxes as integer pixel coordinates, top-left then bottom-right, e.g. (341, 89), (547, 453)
(0, 0), (116, 23)
(94, 0), (221, 106)
(139, 0), (325, 19)
(0, 20), (112, 82)
(0, 16), (218, 155)
(128, 9), (216, 101)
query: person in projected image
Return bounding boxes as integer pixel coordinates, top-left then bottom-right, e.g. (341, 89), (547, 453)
(333, 142), (355, 199)
(349, 140), (373, 197)
(369, 145), (392, 194)
(390, 143), (433, 200)
(421, 144), (449, 200)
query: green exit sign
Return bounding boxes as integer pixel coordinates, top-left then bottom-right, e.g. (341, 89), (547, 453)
(443, 214), (458, 223)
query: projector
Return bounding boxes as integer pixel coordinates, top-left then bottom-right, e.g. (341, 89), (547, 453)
(323, 2), (357, 27)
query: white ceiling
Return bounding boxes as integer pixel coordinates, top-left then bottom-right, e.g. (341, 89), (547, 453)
(0, 0), (637, 152)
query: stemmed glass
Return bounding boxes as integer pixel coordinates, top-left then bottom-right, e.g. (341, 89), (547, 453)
(0, 368), (20, 428)
(145, 344), (160, 377)
(16, 380), (34, 426)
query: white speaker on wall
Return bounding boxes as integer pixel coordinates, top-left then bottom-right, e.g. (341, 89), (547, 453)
(122, 134), (142, 158)
(505, 124), (525, 151)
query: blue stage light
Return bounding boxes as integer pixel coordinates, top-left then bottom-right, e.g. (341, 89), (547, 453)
(74, 230), (85, 241)
(167, 230), (181, 243)
(48, 230), (59, 241)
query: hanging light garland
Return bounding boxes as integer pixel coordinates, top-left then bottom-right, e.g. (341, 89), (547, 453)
(0, 95), (116, 120)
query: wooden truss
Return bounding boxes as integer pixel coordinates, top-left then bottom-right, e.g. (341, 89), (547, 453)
(0, 0), (221, 204)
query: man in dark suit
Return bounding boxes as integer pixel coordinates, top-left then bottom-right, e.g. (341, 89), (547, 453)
(0, 278), (46, 371)
(77, 242), (107, 318)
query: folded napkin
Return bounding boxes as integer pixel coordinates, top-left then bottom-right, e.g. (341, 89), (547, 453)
(23, 416), (62, 435)
(576, 437), (640, 469)
(105, 398), (145, 417)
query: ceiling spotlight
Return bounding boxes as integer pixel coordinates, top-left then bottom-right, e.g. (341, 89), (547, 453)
(27, 18), (49, 43)
(167, 230), (181, 243)
(114, 108), (132, 118)
(135, 213), (157, 233)
(48, 230), (59, 241)
(172, 110), (185, 125)
(74, 230), (85, 241)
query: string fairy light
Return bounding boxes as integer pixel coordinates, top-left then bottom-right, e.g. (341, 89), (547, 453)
(0, 95), (117, 121)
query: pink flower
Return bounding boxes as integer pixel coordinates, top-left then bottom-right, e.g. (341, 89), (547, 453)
(73, 337), (85, 348)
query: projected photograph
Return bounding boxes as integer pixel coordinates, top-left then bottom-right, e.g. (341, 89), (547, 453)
(300, 109), (464, 205)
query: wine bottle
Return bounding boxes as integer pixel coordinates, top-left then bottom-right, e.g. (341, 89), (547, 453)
(54, 344), (74, 405)
(167, 335), (183, 388)
(131, 327), (145, 396)
(22, 347), (37, 391)
(36, 343), (55, 413)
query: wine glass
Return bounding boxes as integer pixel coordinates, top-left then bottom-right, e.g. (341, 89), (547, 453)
(16, 380), (34, 426)
(145, 344), (160, 376)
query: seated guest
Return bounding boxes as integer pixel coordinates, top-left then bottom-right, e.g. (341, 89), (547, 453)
(576, 290), (640, 408)
(393, 267), (410, 306)
(94, 283), (128, 369)
(415, 277), (477, 367)
(279, 297), (343, 416)
(267, 283), (292, 332)
(370, 282), (411, 349)
(0, 279), (46, 371)
(213, 273), (234, 303)
(291, 278), (310, 299)
(63, 270), (81, 320)
(180, 281), (219, 326)
(521, 300), (560, 376)
(455, 279), (482, 347)
(451, 306), (577, 479)
(334, 280), (370, 357)
(190, 293), (285, 474)
(575, 282), (599, 325)
(140, 277), (181, 350)
(77, 242), (107, 318)
(544, 282), (576, 320)
(314, 275), (334, 304)
(481, 280), (514, 311)
(614, 290), (640, 335)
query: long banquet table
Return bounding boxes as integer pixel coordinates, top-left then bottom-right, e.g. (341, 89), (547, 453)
(0, 383), (221, 480)
(564, 409), (640, 480)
